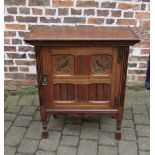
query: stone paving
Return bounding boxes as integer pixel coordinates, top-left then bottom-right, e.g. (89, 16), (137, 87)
(4, 89), (150, 155)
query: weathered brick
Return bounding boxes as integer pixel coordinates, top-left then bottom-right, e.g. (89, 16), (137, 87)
(141, 4), (146, 10)
(18, 31), (29, 37)
(45, 9), (56, 15)
(76, 1), (98, 7)
(4, 31), (16, 37)
(106, 19), (115, 24)
(4, 46), (16, 52)
(71, 8), (81, 15)
(88, 18), (104, 24)
(28, 53), (35, 59)
(101, 2), (116, 8)
(58, 8), (69, 15)
(129, 55), (149, 61)
(124, 12), (134, 18)
(64, 17), (86, 23)
(9, 67), (18, 72)
(5, 73), (25, 79)
(5, 0), (26, 6)
(128, 63), (137, 67)
(19, 67), (29, 72)
(139, 63), (147, 68)
(4, 60), (14, 65)
(139, 20), (150, 27)
(137, 75), (146, 82)
(29, 0), (50, 6)
(7, 53), (26, 59)
(97, 10), (109, 16)
(19, 7), (30, 14)
(5, 15), (14, 22)
(53, 0), (73, 7)
(128, 69), (146, 74)
(18, 46), (34, 52)
(118, 3), (132, 10)
(40, 17), (61, 23)
(32, 8), (42, 15)
(4, 67), (8, 72)
(26, 73), (37, 80)
(4, 39), (10, 44)
(84, 9), (95, 15)
(12, 39), (22, 45)
(5, 24), (26, 30)
(112, 10), (121, 17)
(16, 16), (37, 23)
(132, 4), (141, 10)
(117, 19), (137, 26)
(136, 12), (150, 19)
(141, 49), (150, 55)
(15, 60), (35, 66)
(7, 7), (17, 14)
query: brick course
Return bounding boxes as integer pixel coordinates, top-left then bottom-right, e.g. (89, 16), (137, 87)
(4, 0), (150, 86)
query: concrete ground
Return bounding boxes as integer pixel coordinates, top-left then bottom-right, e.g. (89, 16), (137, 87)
(4, 89), (150, 155)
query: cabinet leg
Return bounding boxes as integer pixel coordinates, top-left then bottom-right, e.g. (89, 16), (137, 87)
(40, 106), (48, 139)
(115, 107), (123, 140)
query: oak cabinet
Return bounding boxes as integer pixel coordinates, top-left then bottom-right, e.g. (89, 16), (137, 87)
(25, 26), (140, 139)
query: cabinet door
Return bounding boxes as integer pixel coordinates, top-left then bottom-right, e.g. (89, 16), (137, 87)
(42, 47), (117, 110)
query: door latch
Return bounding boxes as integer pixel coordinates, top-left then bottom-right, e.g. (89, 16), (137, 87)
(42, 73), (48, 86)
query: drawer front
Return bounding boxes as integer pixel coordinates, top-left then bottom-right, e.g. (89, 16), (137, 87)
(41, 47), (118, 109)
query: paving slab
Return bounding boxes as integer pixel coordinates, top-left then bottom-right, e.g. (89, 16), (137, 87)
(119, 141), (138, 155)
(63, 124), (81, 136)
(36, 150), (56, 155)
(138, 137), (150, 151)
(17, 139), (39, 154)
(134, 114), (149, 125)
(18, 95), (34, 105)
(98, 146), (118, 155)
(122, 128), (136, 141)
(5, 105), (22, 114)
(139, 151), (150, 155)
(5, 126), (26, 147)
(33, 95), (39, 105)
(57, 146), (77, 155)
(14, 116), (32, 127)
(5, 121), (12, 134)
(136, 125), (150, 137)
(4, 146), (16, 155)
(5, 96), (19, 106)
(80, 122), (99, 140)
(19, 106), (37, 116)
(60, 135), (79, 147)
(4, 113), (16, 121)
(122, 119), (134, 128)
(39, 131), (61, 152)
(77, 139), (97, 155)
(33, 111), (41, 121)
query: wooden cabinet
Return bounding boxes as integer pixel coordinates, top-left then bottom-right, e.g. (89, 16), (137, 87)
(25, 26), (140, 140)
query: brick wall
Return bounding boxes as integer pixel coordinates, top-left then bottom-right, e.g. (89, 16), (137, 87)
(4, 0), (150, 87)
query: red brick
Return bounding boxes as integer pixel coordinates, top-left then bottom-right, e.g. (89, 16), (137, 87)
(88, 18), (104, 25)
(84, 9), (95, 16)
(29, 0), (50, 6)
(118, 3), (132, 10)
(16, 16), (37, 23)
(132, 4), (141, 10)
(4, 39), (10, 44)
(58, 8), (69, 15)
(9, 67), (18, 72)
(117, 19), (137, 26)
(40, 17), (61, 23)
(7, 7), (17, 14)
(101, 2), (116, 8)
(5, 0), (26, 6)
(4, 60), (14, 65)
(45, 9), (56, 15)
(32, 8), (42, 15)
(5, 24), (26, 30)
(139, 20), (150, 27)
(111, 11), (121, 17)
(4, 46), (16, 52)
(64, 17), (86, 23)
(134, 42), (149, 48)
(4, 16), (14, 22)
(136, 12), (150, 19)
(139, 63), (147, 68)
(4, 31), (16, 37)
(53, 0), (73, 7)
(76, 1), (98, 7)
(19, 7), (30, 14)
(141, 49), (150, 55)
(71, 8), (81, 15)
(19, 80), (37, 86)
(97, 10), (109, 16)
(124, 12), (134, 18)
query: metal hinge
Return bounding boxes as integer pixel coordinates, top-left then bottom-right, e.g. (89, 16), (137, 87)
(42, 73), (48, 86)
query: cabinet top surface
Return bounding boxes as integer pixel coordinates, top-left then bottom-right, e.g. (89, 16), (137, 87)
(25, 26), (140, 41)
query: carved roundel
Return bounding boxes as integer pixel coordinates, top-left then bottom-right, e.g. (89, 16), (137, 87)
(52, 55), (74, 75)
(90, 55), (112, 74)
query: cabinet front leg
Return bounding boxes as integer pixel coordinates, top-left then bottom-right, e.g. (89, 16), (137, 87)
(115, 107), (123, 140)
(40, 106), (48, 139)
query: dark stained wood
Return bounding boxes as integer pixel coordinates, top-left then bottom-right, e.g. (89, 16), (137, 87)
(25, 26), (140, 140)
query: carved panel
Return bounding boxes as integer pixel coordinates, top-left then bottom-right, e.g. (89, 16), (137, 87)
(90, 55), (112, 74)
(52, 55), (74, 75)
